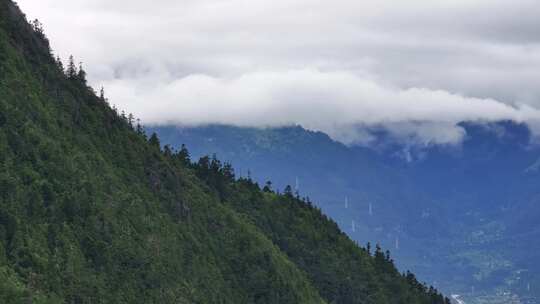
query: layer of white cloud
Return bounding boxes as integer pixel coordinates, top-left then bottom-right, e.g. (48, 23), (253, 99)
(103, 69), (540, 145)
(16, 0), (540, 145)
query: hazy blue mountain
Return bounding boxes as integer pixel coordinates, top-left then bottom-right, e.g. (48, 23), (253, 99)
(150, 122), (540, 303)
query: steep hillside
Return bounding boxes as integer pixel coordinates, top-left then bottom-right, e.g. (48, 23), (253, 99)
(0, 1), (448, 303)
(151, 123), (540, 302)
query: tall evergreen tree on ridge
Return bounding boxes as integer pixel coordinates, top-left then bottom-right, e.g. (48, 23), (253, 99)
(66, 54), (77, 79)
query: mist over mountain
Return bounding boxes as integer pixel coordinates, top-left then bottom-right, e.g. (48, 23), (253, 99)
(151, 121), (540, 303)
(16, 0), (540, 147)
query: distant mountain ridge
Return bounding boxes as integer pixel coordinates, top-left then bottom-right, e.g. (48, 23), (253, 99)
(150, 121), (540, 303)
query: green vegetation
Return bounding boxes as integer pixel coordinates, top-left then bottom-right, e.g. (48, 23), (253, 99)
(0, 0), (449, 303)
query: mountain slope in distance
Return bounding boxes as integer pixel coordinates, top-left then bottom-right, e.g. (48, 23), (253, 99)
(150, 123), (540, 303)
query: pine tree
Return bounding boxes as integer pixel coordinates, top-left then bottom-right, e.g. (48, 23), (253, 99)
(284, 185), (293, 197)
(67, 55), (77, 79)
(222, 163), (235, 181)
(99, 86), (105, 101)
(163, 144), (173, 158)
(176, 144), (190, 165)
(136, 119), (144, 135)
(128, 113), (134, 128)
(77, 62), (87, 83)
(55, 56), (64, 73)
(31, 19), (43, 35)
(263, 181), (273, 192)
(149, 133), (160, 149)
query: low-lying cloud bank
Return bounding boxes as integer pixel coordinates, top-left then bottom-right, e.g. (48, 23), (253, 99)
(103, 68), (540, 146)
(17, 0), (540, 146)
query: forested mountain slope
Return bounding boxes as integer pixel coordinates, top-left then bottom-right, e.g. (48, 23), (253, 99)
(151, 123), (540, 302)
(0, 1), (448, 303)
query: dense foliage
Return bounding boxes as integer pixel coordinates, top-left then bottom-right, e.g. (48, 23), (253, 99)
(191, 155), (449, 304)
(0, 1), (449, 303)
(151, 122), (540, 301)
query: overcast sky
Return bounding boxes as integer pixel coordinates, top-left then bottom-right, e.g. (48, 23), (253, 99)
(16, 0), (540, 145)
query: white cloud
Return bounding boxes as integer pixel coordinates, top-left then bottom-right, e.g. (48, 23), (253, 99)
(15, 0), (540, 145)
(102, 69), (540, 145)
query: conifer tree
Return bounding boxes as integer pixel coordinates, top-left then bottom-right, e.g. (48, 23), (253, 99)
(31, 19), (43, 35)
(149, 133), (161, 149)
(55, 56), (64, 73)
(223, 162), (235, 181)
(176, 144), (190, 165)
(263, 181), (273, 192)
(163, 144), (173, 158)
(284, 185), (293, 197)
(136, 118), (144, 135)
(99, 86), (105, 101)
(77, 62), (87, 83)
(128, 113), (134, 128)
(66, 55), (77, 79)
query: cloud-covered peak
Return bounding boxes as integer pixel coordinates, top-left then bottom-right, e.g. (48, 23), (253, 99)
(17, 0), (540, 145)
